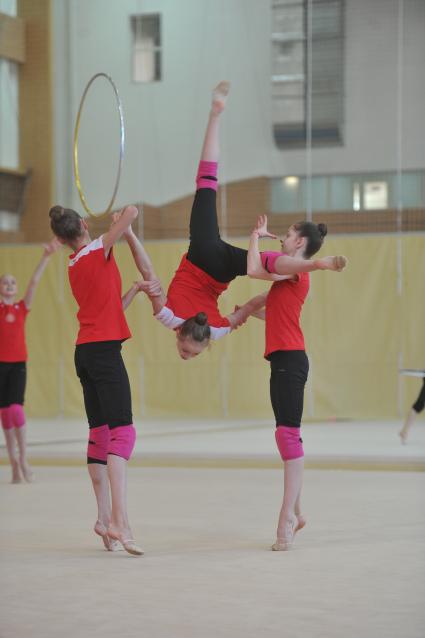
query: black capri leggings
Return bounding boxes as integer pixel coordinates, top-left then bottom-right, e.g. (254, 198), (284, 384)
(0, 362), (27, 407)
(413, 378), (425, 413)
(187, 186), (247, 283)
(268, 350), (309, 429)
(74, 340), (133, 429)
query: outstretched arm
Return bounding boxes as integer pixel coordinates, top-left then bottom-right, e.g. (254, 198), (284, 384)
(248, 215), (347, 278)
(122, 282), (142, 311)
(272, 253), (347, 275)
(233, 303), (266, 322)
(251, 307), (266, 321)
(122, 279), (164, 313)
(23, 238), (61, 309)
(226, 291), (269, 330)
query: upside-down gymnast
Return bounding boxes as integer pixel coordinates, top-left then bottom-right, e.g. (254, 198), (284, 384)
(122, 82), (344, 359)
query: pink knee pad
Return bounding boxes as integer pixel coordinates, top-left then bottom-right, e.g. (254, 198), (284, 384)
(196, 160), (218, 191)
(9, 404), (25, 428)
(109, 425), (136, 461)
(275, 426), (304, 461)
(1, 407), (13, 430)
(87, 425), (110, 463)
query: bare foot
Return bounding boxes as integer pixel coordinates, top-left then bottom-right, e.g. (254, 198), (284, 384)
(272, 516), (296, 551)
(21, 463), (35, 483)
(399, 430), (407, 445)
(11, 462), (22, 484)
(107, 524), (143, 556)
(211, 81), (230, 115)
(94, 520), (120, 552)
(294, 514), (306, 534)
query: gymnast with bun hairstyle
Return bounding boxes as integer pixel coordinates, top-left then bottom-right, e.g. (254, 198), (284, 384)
(49, 203), (143, 555)
(247, 214), (347, 551)
(122, 82), (344, 359)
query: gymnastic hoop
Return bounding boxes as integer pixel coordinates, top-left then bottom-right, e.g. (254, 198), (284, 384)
(73, 72), (125, 218)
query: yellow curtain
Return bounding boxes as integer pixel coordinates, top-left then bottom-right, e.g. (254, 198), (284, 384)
(1, 234), (424, 420)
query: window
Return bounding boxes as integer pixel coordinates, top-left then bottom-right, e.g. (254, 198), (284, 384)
(271, 0), (344, 148)
(270, 171), (425, 213)
(131, 14), (162, 83)
(363, 182), (388, 210)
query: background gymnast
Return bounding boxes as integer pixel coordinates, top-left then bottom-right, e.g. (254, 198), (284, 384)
(399, 377), (425, 444)
(0, 239), (60, 483)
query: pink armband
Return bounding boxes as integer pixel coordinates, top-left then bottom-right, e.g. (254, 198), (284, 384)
(260, 251), (282, 274)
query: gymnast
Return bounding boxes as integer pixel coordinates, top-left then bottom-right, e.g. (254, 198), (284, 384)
(122, 82), (344, 359)
(247, 214), (346, 551)
(0, 239), (60, 483)
(49, 204), (143, 555)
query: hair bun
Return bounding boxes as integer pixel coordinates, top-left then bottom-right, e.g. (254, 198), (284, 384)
(194, 312), (208, 326)
(49, 205), (65, 221)
(317, 223), (328, 239)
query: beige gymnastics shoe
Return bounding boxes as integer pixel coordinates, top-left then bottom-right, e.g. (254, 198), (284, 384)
(94, 520), (121, 552)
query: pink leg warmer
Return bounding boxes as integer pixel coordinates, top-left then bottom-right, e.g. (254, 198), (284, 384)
(9, 404), (26, 428)
(275, 426), (304, 461)
(108, 425), (136, 461)
(1, 407), (13, 430)
(87, 424), (110, 464)
(196, 160), (218, 191)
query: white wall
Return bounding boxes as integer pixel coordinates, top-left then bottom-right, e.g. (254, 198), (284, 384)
(275, 0), (425, 177)
(51, 0), (425, 211)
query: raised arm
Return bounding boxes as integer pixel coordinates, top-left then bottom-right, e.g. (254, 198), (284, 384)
(122, 225), (167, 314)
(102, 205), (139, 257)
(123, 225), (157, 281)
(23, 238), (61, 309)
(247, 216), (292, 281)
